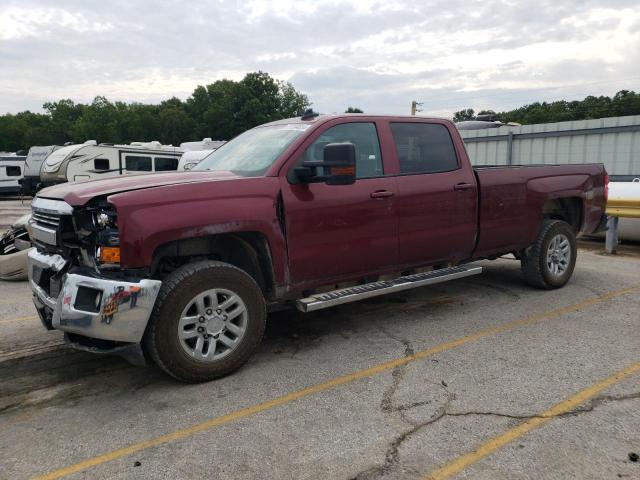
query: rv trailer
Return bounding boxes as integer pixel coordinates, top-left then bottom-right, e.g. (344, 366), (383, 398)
(19, 145), (61, 195)
(0, 153), (27, 194)
(178, 149), (215, 170)
(179, 137), (226, 152)
(40, 140), (183, 187)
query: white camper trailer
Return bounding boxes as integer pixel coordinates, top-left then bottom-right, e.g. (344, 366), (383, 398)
(178, 149), (215, 170)
(177, 139), (226, 171)
(0, 153), (27, 194)
(20, 145), (61, 195)
(40, 140), (183, 187)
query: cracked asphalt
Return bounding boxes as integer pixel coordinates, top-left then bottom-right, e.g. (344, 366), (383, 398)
(1, 197), (639, 480)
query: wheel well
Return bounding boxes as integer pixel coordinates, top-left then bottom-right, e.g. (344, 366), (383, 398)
(542, 197), (582, 232)
(150, 233), (275, 298)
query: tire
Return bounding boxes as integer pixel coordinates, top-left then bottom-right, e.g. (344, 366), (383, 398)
(521, 219), (577, 289)
(143, 261), (266, 383)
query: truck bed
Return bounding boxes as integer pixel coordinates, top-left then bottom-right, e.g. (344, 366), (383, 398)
(472, 163), (607, 258)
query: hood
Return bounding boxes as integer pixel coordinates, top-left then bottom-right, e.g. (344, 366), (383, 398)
(37, 170), (242, 206)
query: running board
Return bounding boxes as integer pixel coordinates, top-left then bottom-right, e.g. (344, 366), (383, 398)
(296, 265), (483, 312)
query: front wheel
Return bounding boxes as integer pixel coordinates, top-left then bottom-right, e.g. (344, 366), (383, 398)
(521, 219), (577, 289)
(144, 261), (266, 382)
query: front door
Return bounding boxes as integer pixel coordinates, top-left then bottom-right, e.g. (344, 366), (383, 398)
(281, 121), (398, 287)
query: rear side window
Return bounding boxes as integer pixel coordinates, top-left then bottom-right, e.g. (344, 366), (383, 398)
(154, 157), (178, 171)
(125, 155), (152, 172)
(6, 166), (21, 176)
(390, 123), (458, 174)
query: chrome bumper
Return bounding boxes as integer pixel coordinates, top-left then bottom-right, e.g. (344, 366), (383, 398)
(28, 249), (161, 343)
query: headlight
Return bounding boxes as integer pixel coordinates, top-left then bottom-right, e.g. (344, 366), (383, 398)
(92, 207), (119, 265)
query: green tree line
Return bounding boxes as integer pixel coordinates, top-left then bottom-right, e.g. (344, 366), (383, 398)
(0, 71), (310, 152)
(453, 90), (640, 124)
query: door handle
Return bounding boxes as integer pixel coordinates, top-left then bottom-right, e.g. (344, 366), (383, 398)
(370, 190), (394, 199)
(453, 182), (473, 191)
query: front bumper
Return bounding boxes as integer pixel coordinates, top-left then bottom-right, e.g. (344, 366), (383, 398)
(28, 249), (161, 343)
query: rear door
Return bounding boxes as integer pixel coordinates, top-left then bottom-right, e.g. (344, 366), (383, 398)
(389, 121), (477, 266)
(281, 120), (399, 286)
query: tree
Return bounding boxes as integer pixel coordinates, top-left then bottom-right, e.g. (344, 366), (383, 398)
(453, 108), (475, 122)
(345, 106), (363, 113)
(71, 96), (119, 143)
(43, 99), (84, 144)
(0, 71), (311, 151)
(454, 90), (640, 125)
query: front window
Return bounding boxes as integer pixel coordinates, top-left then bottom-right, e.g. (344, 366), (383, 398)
(194, 124), (308, 176)
(300, 122), (383, 178)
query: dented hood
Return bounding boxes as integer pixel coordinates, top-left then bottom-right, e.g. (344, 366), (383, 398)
(37, 171), (242, 206)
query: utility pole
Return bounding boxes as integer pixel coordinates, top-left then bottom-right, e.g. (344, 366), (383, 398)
(411, 100), (423, 115)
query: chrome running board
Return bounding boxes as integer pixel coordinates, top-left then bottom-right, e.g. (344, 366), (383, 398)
(296, 265), (482, 312)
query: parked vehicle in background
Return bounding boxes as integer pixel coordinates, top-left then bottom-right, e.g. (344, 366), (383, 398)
(178, 150), (215, 170)
(594, 178), (640, 242)
(40, 140), (183, 187)
(27, 112), (608, 382)
(19, 145), (61, 196)
(0, 214), (31, 280)
(180, 138), (226, 152)
(0, 153), (27, 194)
(178, 139), (226, 170)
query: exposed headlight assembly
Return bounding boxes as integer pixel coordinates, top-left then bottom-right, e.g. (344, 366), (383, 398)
(92, 207), (120, 265)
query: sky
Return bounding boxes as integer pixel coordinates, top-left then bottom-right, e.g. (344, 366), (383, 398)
(1, 0), (639, 118)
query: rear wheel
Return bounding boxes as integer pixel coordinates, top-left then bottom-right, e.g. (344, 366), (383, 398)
(521, 219), (577, 289)
(144, 261), (266, 382)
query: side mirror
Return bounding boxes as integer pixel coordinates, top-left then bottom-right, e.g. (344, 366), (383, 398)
(323, 142), (356, 185)
(293, 142), (356, 186)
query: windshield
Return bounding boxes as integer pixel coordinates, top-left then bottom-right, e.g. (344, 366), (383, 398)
(194, 124), (309, 176)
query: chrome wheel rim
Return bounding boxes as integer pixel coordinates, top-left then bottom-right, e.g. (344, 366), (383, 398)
(177, 288), (248, 362)
(546, 233), (571, 277)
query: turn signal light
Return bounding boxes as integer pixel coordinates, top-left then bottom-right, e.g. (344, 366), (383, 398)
(99, 246), (121, 264)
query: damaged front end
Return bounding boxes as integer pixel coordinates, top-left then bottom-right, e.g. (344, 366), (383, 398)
(27, 197), (161, 364)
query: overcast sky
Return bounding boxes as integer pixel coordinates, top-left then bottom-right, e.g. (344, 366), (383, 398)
(1, 0), (639, 117)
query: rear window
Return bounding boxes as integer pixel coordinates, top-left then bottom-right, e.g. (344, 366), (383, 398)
(125, 155), (152, 172)
(390, 123), (458, 174)
(154, 157), (179, 171)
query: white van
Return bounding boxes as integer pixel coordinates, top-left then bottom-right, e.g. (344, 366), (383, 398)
(0, 153), (27, 194)
(20, 145), (61, 195)
(40, 140), (183, 187)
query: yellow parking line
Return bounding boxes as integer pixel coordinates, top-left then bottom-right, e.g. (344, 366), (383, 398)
(425, 361), (640, 480)
(32, 285), (640, 480)
(0, 315), (38, 325)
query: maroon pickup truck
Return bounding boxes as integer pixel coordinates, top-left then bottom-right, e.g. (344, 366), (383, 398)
(27, 112), (608, 382)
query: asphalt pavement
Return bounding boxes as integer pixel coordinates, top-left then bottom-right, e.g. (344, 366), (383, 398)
(0, 196), (639, 479)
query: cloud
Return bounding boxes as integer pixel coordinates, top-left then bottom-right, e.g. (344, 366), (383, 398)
(0, 0), (638, 117)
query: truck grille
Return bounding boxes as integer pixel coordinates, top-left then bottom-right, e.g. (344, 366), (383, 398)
(32, 211), (62, 229)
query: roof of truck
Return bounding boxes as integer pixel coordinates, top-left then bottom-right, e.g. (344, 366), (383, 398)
(262, 113), (451, 128)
